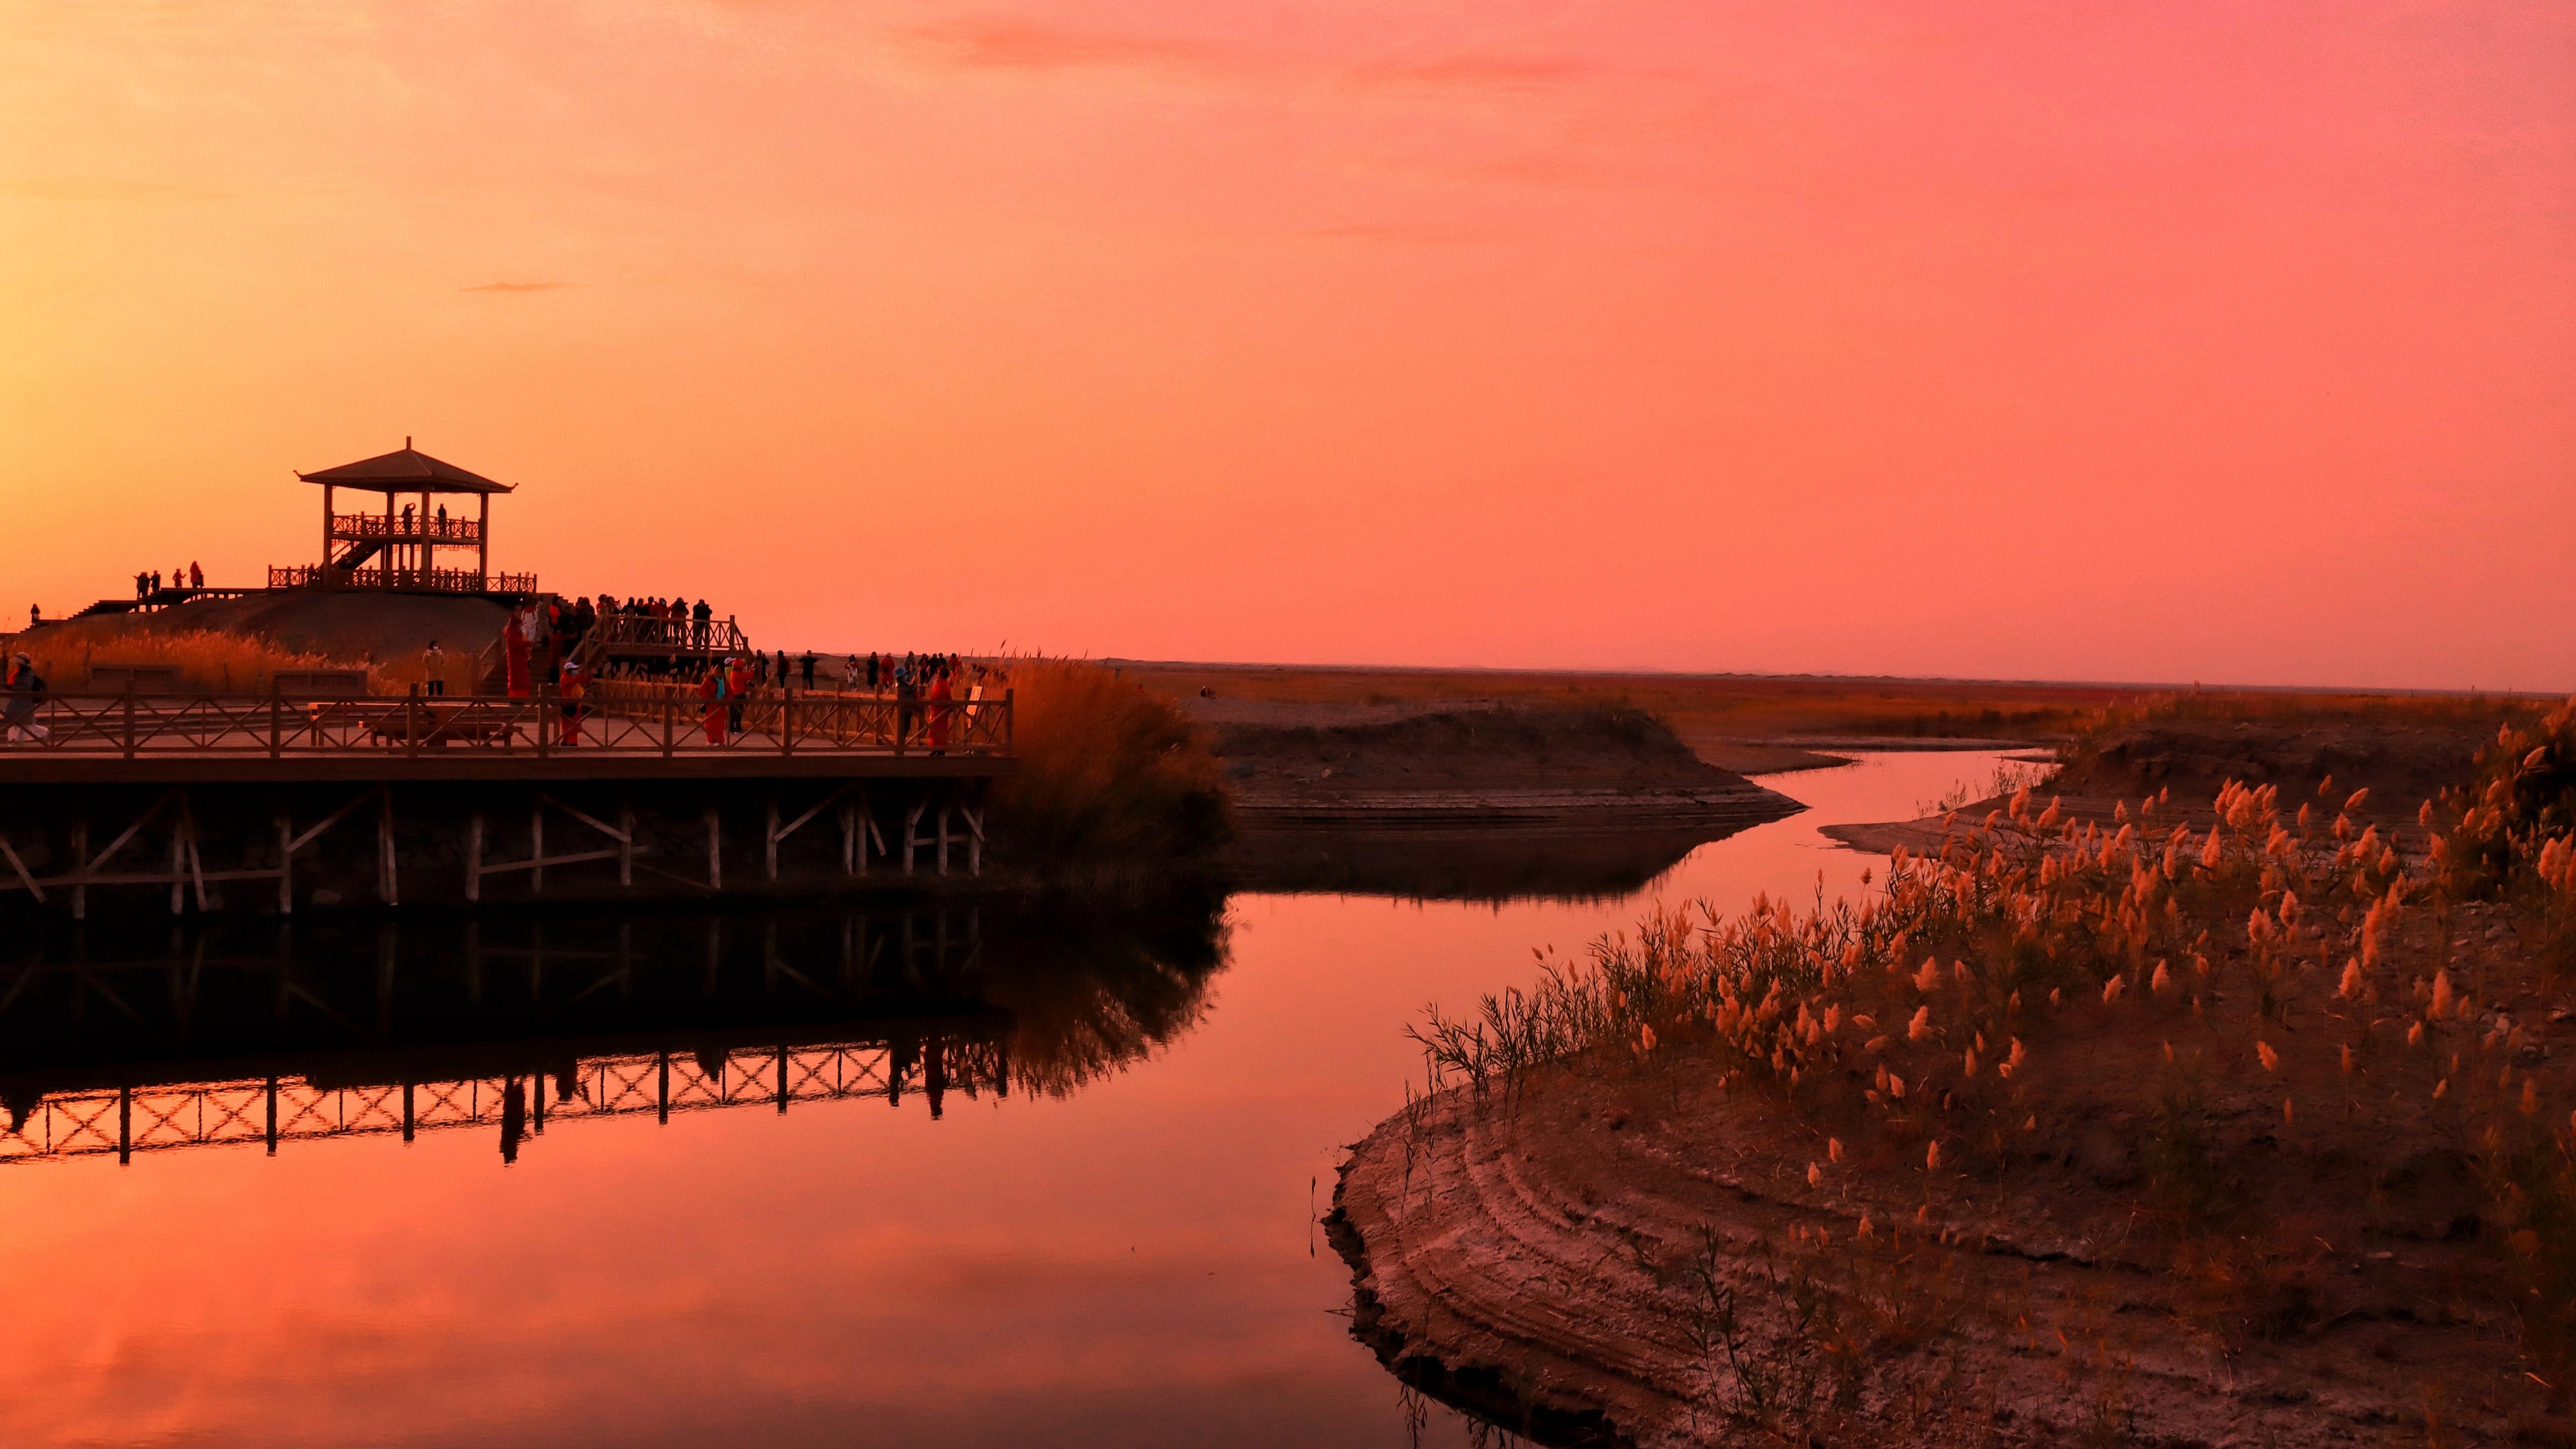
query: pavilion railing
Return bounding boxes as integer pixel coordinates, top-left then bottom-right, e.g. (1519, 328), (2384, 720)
(329, 512), (483, 544)
(0, 688), (1012, 760)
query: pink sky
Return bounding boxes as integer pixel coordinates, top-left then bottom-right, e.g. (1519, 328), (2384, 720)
(4, 1), (2570, 689)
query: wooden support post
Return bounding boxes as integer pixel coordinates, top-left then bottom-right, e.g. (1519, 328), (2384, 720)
(403, 1082), (416, 1144)
(378, 789), (398, 906)
(657, 1051), (671, 1124)
(705, 805), (721, 890)
(119, 1085), (132, 1165)
(465, 810), (484, 903)
(764, 794), (780, 882)
(618, 801), (634, 888)
(264, 1076), (279, 1155)
(0, 834), (44, 904)
(269, 684), (283, 758)
(962, 804), (984, 877)
(839, 802), (856, 877)
(182, 799), (208, 912)
(902, 801), (924, 875)
(531, 804), (545, 894)
(275, 810), (291, 916)
(169, 818), (185, 916)
(936, 804), (952, 877)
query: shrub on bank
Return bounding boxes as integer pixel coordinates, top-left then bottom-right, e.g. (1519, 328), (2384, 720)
(987, 658), (1231, 883)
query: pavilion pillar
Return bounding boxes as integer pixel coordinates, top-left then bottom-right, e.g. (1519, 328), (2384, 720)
(320, 483), (334, 585)
(478, 494), (490, 588)
(382, 491), (394, 587)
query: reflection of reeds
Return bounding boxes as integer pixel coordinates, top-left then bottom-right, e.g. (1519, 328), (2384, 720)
(986, 658), (1231, 885)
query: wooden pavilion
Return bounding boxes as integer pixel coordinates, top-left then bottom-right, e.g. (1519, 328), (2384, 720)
(270, 440), (536, 595)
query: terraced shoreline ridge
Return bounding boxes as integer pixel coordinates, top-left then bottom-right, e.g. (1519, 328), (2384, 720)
(1332, 702), (2576, 1446)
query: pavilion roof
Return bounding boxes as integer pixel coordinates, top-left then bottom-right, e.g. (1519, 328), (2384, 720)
(296, 444), (514, 495)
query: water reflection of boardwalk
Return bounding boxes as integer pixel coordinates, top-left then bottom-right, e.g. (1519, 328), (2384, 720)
(0, 905), (1020, 1165)
(2, 1028), (1009, 1167)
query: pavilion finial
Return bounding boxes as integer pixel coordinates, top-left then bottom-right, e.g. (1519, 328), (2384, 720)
(406, 436), (413, 449)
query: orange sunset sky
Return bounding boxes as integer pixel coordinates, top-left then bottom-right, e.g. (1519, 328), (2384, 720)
(4, 1), (2570, 690)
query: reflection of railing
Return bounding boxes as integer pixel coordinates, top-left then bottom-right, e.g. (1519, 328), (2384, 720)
(329, 512), (482, 544)
(0, 1037), (1010, 1165)
(0, 690), (1013, 760)
(268, 565), (537, 594)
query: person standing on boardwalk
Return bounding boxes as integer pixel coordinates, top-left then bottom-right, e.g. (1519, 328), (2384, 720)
(726, 655), (755, 735)
(926, 666), (952, 753)
(691, 599), (712, 649)
(4, 654), (48, 743)
(798, 651), (817, 692)
(423, 639), (447, 696)
(556, 660), (588, 746)
(698, 662), (730, 744)
(503, 616), (532, 697)
(188, 561), (204, 590)
(894, 657), (919, 747)
(866, 653), (880, 692)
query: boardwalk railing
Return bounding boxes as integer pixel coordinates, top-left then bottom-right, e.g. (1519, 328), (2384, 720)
(578, 610), (752, 657)
(587, 680), (1014, 755)
(0, 688), (1012, 760)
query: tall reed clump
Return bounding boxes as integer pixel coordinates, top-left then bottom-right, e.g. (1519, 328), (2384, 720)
(1416, 708), (2576, 1373)
(985, 658), (1231, 886)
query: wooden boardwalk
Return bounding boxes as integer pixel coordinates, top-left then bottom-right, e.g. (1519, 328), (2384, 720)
(0, 688), (1013, 783)
(0, 690), (1016, 915)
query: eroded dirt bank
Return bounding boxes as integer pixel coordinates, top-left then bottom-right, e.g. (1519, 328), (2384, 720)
(1328, 703), (2576, 1447)
(1334, 915), (2574, 1448)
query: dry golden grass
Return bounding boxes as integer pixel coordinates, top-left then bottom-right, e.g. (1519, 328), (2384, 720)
(10, 615), (487, 695)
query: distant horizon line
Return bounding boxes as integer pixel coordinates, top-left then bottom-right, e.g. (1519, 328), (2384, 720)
(1086, 658), (2572, 701)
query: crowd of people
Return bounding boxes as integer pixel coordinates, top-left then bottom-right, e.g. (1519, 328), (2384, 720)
(596, 595), (727, 653)
(460, 589), (1002, 752)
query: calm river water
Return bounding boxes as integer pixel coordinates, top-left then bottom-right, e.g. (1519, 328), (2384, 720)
(0, 751), (2015, 1447)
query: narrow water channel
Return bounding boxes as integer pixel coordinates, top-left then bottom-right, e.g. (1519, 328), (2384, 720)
(0, 751), (2017, 1447)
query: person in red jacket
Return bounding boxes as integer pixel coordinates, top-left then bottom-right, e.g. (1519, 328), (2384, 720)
(697, 662), (729, 744)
